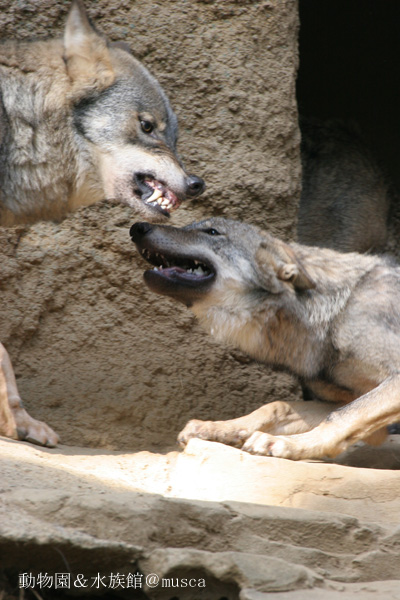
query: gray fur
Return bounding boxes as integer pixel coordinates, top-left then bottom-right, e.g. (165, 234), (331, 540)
(0, 1), (202, 226)
(133, 217), (400, 461)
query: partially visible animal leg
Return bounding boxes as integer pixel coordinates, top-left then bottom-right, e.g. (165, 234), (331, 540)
(178, 399), (334, 448)
(0, 343), (59, 447)
(242, 377), (400, 460)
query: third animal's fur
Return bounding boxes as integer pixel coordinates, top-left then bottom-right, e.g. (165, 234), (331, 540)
(132, 217), (400, 460)
(298, 117), (391, 253)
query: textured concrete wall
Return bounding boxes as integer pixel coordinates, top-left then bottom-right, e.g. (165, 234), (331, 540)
(0, 0), (301, 451)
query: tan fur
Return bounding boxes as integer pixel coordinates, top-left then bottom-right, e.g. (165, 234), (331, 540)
(0, 343), (58, 445)
(132, 217), (400, 461)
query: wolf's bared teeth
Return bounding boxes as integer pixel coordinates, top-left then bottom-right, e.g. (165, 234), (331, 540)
(141, 177), (180, 213)
(188, 265), (208, 275)
(156, 195), (177, 212)
(146, 189), (163, 203)
(149, 194), (173, 212)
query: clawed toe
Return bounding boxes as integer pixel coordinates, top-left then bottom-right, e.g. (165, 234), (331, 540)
(15, 410), (59, 448)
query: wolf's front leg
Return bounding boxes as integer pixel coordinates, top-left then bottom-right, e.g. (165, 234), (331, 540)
(0, 343), (59, 447)
(242, 431), (318, 460)
(242, 376), (400, 460)
(178, 400), (332, 449)
(178, 417), (250, 448)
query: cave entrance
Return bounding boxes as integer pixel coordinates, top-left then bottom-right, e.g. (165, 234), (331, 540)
(297, 0), (400, 192)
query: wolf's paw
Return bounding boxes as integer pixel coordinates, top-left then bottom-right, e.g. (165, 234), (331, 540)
(13, 407), (59, 448)
(242, 431), (297, 460)
(178, 419), (251, 448)
(178, 419), (213, 447)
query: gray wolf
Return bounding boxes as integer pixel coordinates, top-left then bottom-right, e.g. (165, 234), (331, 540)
(131, 217), (400, 461)
(298, 118), (390, 253)
(0, 1), (204, 446)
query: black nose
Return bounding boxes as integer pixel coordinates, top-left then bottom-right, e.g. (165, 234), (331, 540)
(186, 175), (206, 198)
(130, 222), (152, 242)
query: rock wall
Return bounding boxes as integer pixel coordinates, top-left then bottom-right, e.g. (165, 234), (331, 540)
(0, 0), (301, 451)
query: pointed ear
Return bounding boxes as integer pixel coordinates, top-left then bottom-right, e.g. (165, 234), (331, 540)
(276, 260), (315, 291)
(64, 1), (115, 98)
(276, 243), (315, 291)
(255, 244), (287, 294)
(256, 236), (315, 293)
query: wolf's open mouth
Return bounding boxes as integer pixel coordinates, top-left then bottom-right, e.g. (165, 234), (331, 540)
(139, 247), (215, 285)
(135, 175), (181, 217)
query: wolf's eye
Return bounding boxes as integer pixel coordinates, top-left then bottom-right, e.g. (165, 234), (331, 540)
(203, 228), (221, 236)
(140, 119), (154, 134)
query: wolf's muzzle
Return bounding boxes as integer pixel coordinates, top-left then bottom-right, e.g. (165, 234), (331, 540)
(130, 221), (216, 307)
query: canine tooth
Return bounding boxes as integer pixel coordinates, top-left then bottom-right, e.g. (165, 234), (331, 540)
(160, 198), (169, 208)
(147, 189), (163, 203)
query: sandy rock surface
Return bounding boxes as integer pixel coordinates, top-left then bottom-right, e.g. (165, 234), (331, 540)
(1, 437), (400, 598)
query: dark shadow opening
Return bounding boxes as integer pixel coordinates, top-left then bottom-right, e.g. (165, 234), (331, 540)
(297, 0), (400, 192)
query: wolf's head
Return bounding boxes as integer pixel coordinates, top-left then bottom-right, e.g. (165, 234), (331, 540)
(130, 217), (315, 310)
(65, 1), (205, 219)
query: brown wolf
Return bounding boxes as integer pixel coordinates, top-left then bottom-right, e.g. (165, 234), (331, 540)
(0, 1), (204, 446)
(131, 217), (400, 461)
